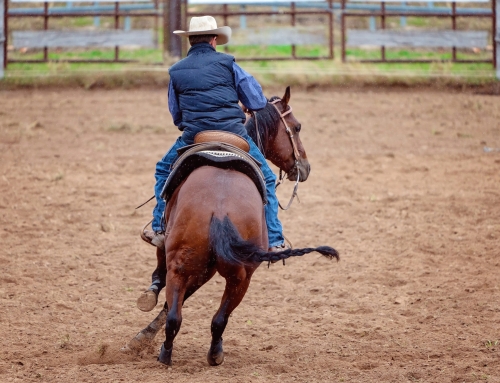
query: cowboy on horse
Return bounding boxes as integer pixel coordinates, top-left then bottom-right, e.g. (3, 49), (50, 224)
(126, 16), (338, 365)
(138, 16), (289, 310)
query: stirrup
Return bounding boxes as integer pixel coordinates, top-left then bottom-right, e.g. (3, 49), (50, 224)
(140, 220), (165, 249)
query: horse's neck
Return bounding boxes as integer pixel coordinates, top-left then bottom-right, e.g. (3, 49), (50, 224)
(245, 105), (277, 159)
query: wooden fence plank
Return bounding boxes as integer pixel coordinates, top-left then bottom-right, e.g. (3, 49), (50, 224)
(228, 27), (326, 46)
(347, 30), (488, 48)
(12, 30), (154, 48)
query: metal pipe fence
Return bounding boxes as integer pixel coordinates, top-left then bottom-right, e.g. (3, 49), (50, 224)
(4, 0), (160, 66)
(183, 0), (334, 60)
(1, 0), (498, 74)
(340, 0), (496, 67)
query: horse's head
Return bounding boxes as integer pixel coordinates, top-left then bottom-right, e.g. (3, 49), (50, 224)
(265, 87), (311, 182)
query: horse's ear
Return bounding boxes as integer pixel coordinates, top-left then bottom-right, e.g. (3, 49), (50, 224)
(282, 86), (291, 107)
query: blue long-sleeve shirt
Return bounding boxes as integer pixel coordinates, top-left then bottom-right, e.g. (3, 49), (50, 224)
(168, 62), (266, 127)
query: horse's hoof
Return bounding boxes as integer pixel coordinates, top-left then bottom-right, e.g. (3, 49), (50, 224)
(120, 344), (133, 354)
(158, 343), (173, 366)
(122, 332), (148, 354)
(137, 290), (158, 312)
(207, 339), (224, 366)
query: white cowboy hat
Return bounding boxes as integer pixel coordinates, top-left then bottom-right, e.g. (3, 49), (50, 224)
(173, 16), (231, 45)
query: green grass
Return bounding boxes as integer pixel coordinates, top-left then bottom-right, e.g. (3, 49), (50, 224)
(72, 17), (95, 28)
(224, 44), (328, 58)
(8, 47), (162, 63)
(342, 47), (493, 75)
(7, 60), (129, 73)
(4, 2), (495, 89)
(2, 44), (496, 90)
(345, 47), (491, 61)
(11, 42), (491, 68)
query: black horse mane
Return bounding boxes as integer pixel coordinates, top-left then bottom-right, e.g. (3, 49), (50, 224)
(245, 96), (281, 157)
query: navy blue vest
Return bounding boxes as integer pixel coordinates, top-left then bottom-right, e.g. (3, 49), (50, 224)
(169, 43), (247, 144)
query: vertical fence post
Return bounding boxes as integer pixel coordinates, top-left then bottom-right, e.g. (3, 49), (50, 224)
(400, 2), (407, 27)
(0, 0), (4, 78)
(114, 1), (119, 61)
(125, 16), (131, 31)
(369, 17), (376, 31)
(494, 0), (498, 72)
(240, 5), (246, 29)
(44, 1), (48, 62)
(341, 0), (346, 62)
(93, 2), (100, 27)
(169, 0), (182, 58)
(452, 2), (456, 62)
(163, 0), (169, 60)
(223, 3), (228, 53)
(381, 1), (386, 61)
(154, 0), (158, 48)
(182, 0), (188, 56)
(2, 0), (6, 70)
(328, 0), (333, 59)
(291, 2), (296, 58)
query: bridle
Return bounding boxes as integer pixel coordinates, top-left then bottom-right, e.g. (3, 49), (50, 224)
(251, 98), (301, 211)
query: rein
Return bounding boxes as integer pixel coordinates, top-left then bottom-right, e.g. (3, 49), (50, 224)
(252, 98), (301, 211)
(250, 110), (265, 155)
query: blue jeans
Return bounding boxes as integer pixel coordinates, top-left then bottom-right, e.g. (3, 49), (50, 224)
(152, 136), (285, 247)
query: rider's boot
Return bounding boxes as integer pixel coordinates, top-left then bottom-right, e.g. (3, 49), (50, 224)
(268, 243), (290, 252)
(141, 230), (165, 249)
(268, 242), (291, 264)
(137, 247), (167, 312)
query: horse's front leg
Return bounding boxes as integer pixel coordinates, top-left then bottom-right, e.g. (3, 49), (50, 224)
(122, 305), (167, 353)
(137, 247), (167, 312)
(124, 268), (215, 356)
(208, 268), (254, 366)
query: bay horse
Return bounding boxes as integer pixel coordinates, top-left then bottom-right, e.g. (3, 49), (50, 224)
(124, 86), (339, 366)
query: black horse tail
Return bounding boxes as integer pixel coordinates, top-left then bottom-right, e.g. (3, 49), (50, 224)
(208, 215), (339, 265)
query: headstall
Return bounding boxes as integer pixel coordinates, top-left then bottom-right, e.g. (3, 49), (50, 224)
(252, 98), (301, 211)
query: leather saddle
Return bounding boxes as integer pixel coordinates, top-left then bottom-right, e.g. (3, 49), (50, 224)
(160, 132), (267, 204)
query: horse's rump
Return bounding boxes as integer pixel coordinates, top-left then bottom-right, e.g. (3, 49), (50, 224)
(164, 166), (268, 259)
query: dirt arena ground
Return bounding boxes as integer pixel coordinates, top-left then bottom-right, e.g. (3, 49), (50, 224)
(0, 87), (499, 383)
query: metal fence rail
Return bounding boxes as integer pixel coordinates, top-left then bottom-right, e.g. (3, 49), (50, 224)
(4, 0), (160, 65)
(1, 0), (498, 76)
(183, 0), (334, 60)
(340, 0), (495, 66)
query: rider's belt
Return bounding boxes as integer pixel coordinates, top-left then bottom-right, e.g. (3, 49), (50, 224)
(160, 142), (267, 204)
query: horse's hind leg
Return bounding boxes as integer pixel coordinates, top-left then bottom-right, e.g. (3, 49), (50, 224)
(208, 270), (252, 366)
(122, 304), (167, 353)
(157, 273), (185, 366)
(158, 266), (217, 366)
